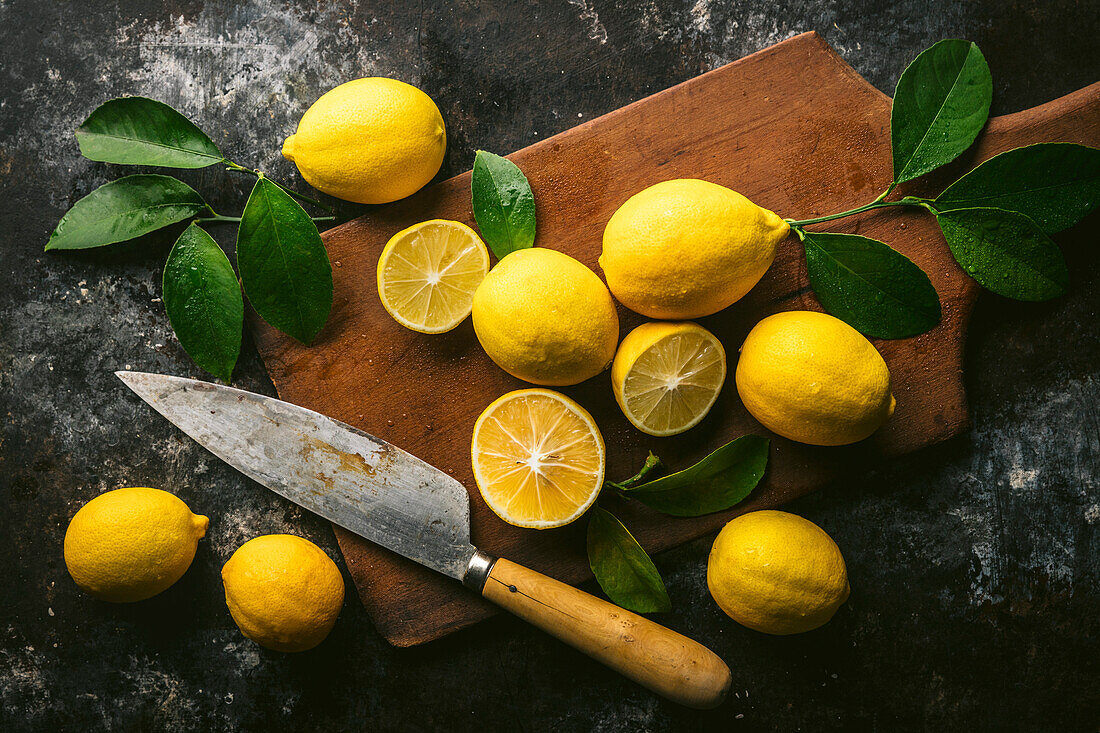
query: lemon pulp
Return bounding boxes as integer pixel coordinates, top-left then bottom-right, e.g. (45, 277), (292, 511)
(471, 389), (605, 529)
(612, 321), (727, 436)
(377, 219), (489, 333)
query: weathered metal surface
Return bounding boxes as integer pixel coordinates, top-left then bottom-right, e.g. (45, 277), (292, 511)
(116, 372), (477, 580)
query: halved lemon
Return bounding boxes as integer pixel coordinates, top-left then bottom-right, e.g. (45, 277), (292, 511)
(611, 321), (727, 436)
(376, 219), (489, 333)
(471, 389), (605, 529)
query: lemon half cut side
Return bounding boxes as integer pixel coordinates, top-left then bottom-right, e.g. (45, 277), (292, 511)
(612, 321), (727, 436)
(471, 389), (605, 529)
(377, 219), (489, 333)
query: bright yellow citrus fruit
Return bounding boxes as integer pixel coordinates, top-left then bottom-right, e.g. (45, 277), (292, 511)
(611, 321), (726, 436)
(708, 510), (849, 635)
(599, 179), (790, 319)
(471, 389), (605, 529)
(471, 248), (619, 386)
(735, 310), (895, 446)
(376, 219), (489, 333)
(282, 77), (446, 204)
(221, 534), (345, 653)
(63, 487), (208, 603)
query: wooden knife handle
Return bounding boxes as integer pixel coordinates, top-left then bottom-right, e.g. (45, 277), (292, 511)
(480, 557), (732, 709)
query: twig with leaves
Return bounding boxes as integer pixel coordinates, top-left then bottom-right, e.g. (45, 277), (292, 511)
(47, 97), (336, 381)
(785, 39), (1098, 339)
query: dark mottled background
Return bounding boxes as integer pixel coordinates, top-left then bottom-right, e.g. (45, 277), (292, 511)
(2, 1), (1098, 730)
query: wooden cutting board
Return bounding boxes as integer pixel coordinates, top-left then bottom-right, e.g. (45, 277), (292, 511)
(251, 31), (1100, 646)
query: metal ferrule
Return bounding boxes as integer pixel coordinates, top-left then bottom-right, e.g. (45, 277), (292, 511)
(462, 550), (498, 592)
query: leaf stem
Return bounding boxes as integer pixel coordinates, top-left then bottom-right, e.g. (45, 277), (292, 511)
(196, 215), (335, 225)
(606, 452), (663, 493)
(223, 159), (338, 215)
(785, 191), (930, 227)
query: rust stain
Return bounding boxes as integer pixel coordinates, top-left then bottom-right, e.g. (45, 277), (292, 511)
(299, 437), (378, 495)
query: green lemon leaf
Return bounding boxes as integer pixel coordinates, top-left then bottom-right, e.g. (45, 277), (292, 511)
(471, 150), (536, 259)
(76, 97), (223, 168)
(587, 507), (671, 614)
(936, 207), (1069, 301)
(46, 174), (206, 251)
(624, 435), (769, 517)
(935, 143), (1100, 234)
(237, 178), (333, 344)
(891, 39), (992, 184)
(163, 224), (243, 382)
(801, 231), (941, 339)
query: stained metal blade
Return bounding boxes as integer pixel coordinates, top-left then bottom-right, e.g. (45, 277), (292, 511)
(116, 371), (476, 580)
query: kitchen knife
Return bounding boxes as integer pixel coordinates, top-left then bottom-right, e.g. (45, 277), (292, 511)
(117, 371), (732, 708)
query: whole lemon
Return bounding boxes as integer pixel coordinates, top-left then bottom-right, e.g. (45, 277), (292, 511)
(735, 311), (895, 445)
(63, 487), (208, 603)
(472, 248), (619, 386)
(282, 77), (446, 204)
(599, 179), (790, 319)
(221, 534), (345, 653)
(708, 510), (849, 635)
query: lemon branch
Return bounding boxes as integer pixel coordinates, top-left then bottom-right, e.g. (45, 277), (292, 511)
(196, 205), (334, 226)
(223, 160), (338, 215)
(785, 191), (934, 228)
(605, 452), (663, 492)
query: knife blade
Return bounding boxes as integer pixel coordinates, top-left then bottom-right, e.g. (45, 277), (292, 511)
(115, 371), (476, 580)
(117, 371), (731, 709)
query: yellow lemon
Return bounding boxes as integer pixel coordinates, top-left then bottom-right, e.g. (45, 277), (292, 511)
(282, 77), (446, 204)
(707, 510), (849, 634)
(63, 487), (208, 603)
(735, 311), (895, 446)
(599, 179), (789, 319)
(221, 534), (345, 653)
(611, 321), (726, 436)
(471, 248), (619, 386)
(471, 389), (605, 529)
(377, 219), (489, 333)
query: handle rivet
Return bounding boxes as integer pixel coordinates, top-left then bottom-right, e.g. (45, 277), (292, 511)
(508, 585), (517, 593)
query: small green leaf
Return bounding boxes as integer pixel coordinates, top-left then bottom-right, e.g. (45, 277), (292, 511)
(163, 224), (243, 381)
(471, 150), (536, 259)
(76, 97), (223, 168)
(935, 143), (1100, 233)
(891, 39), (992, 184)
(46, 174), (206, 251)
(624, 436), (769, 517)
(936, 207), (1069, 301)
(802, 231), (941, 339)
(587, 507), (671, 614)
(238, 178), (333, 344)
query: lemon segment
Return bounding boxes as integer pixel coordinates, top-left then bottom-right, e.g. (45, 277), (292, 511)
(377, 220), (489, 334)
(472, 389), (605, 529)
(611, 321), (727, 436)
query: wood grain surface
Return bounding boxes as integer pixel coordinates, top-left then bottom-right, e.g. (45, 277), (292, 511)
(250, 31), (1100, 646)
